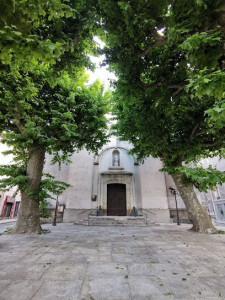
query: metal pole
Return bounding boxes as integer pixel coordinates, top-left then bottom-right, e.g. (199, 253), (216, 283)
(174, 191), (180, 225)
(52, 195), (59, 226)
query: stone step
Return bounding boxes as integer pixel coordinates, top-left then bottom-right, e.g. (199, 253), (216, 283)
(74, 216), (148, 227)
(172, 218), (191, 224)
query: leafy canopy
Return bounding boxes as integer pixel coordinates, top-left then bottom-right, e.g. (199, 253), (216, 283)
(0, 0), (111, 205)
(97, 0), (225, 191)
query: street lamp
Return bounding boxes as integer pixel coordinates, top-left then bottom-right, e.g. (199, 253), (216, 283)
(169, 186), (180, 225)
(52, 195), (59, 226)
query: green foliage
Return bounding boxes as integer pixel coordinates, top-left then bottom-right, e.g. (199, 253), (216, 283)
(0, 69), (109, 204)
(0, 164), (27, 190)
(0, 64), (109, 162)
(0, 0), (110, 222)
(187, 70), (225, 100)
(172, 166), (225, 192)
(181, 30), (222, 68)
(0, 0), (99, 69)
(98, 0), (225, 191)
(39, 199), (51, 219)
(4, 227), (13, 233)
(206, 100), (225, 129)
(38, 173), (71, 218)
(39, 174), (71, 201)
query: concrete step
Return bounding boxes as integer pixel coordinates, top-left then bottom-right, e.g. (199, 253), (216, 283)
(74, 216), (148, 227)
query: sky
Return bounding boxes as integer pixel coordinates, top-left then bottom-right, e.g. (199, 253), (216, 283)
(86, 37), (117, 89)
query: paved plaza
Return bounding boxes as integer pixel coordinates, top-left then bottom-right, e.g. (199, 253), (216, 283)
(0, 223), (225, 300)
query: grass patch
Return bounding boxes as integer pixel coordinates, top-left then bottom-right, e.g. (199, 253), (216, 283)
(164, 292), (173, 297)
(216, 291), (222, 297)
(4, 227), (13, 233)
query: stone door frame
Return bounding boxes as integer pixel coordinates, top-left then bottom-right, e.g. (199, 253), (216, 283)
(107, 183), (126, 216)
(99, 172), (134, 216)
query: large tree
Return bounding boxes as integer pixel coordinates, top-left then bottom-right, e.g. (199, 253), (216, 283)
(97, 0), (225, 233)
(0, 0), (109, 233)
(0, 65), (109, 233)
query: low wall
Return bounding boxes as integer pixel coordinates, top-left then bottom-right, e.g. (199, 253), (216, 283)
(40, 209), (63, 224)
(140, 208), (170, 223)
(62, 208), (171, 224)
(63, 209), (96, 223)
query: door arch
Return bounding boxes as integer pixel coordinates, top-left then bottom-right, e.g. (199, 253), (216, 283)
(107, 183), (126, 216)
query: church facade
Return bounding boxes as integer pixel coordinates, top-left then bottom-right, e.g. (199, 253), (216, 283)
(1, 136), (225, 224)
(43, 136), (186, 223)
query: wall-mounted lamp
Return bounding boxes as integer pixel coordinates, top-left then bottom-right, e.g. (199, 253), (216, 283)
(91, 195), (97, 201)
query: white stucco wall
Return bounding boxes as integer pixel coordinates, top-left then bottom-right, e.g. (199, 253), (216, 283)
(164, 173), (186, 210)
(99, 148), (135, 173)
(43, 154), (69, 207)
(139, 157), (168, 209)
(65, 150), (94, 209)
(44, 150), (94, 209)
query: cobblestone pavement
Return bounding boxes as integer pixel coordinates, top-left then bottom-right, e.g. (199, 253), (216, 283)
(0, 223), (225, 300)
(0, 221), (16, 234)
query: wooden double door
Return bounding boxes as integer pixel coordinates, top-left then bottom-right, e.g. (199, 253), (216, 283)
(107, 184), (126, 216)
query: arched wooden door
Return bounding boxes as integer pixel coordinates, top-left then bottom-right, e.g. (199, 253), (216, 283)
(107, 184), (126, 216)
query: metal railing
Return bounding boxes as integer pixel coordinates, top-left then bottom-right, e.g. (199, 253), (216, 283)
(74, 207), (157, 226)
(75, 209), (94, 218)
(137, 208), (156, 225)
(87, 208), (99, 226)
(135, 208), (146, 225)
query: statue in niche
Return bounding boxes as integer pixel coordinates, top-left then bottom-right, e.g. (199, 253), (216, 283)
(113, 152), (120, 167)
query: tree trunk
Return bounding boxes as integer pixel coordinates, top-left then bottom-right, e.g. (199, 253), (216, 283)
(215, 0), (225, 67)
(13, 148), (45, 233)
(173, 171), (217, 234)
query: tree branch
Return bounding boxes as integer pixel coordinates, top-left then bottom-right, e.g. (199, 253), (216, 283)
(204, 141), (221, 148)
(189, 123), (199, 140)
(73, 30), (79, 47)
(12, 113), (24, 134)
(196, 131), (204, 137)
(137, 80), (185, 95)
(141, 82), (163, 90)
(171, 85), (185, 96)
(139, 30), (167, 57)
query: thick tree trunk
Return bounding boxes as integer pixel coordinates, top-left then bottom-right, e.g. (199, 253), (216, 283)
(173, 171), (217, 234)
(216, 0), (225, 67)
(13, 148), (45, 233)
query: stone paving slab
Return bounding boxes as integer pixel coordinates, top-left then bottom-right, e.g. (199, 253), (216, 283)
(0, 223), (225, 300)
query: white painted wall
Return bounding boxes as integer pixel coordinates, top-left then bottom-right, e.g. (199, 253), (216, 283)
(139, 157), (168, 209)
(43, 154), (69, 207)
(65, 150), (94, 209)
(99, 148), (135, 173)
(164, 173), (186, 209)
